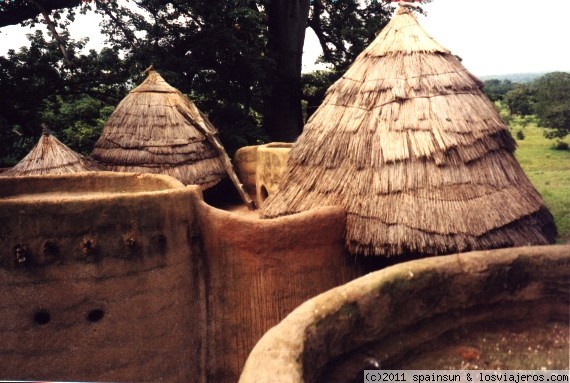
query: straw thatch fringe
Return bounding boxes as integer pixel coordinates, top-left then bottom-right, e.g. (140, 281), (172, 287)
(261, 6), (556, 257)
(105, 158), (224, 189)
(346, 207), (556, 257)
(2, 133), (102, 177)
(92, 70), (226, 188)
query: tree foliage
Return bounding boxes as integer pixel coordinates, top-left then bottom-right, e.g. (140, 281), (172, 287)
(0, 0), (430, 165)
(0, 24), (129, 164)
(533, 72), (570, 140)
(308, 0), (393, 71)
(0, 0), (81, 28)
(483, 79), (515, 102)
(504, 83), (534, 116)
(485, 72), (570, 143)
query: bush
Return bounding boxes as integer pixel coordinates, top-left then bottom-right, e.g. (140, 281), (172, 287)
(553, 140), (569, 151)
(515, 130), (525, 140)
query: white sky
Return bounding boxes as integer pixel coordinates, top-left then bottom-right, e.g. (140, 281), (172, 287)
(417, 0), (570, 76)
(1, 0), (569, 77)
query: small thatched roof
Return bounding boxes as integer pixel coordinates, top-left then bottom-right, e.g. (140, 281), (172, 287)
(91, 69), (226, 189)
(2, 132), (102, 177)
(261, 5), (556, 257)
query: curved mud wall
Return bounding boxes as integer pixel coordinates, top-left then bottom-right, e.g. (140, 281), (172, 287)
(0, 173), (204, 382)
(0, 172), (356, 383)
(197, 201), (356, 382)
(239, 245), (570, 383)
(234, 143), (293, 207)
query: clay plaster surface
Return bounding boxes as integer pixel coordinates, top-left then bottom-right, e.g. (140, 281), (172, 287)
(0, 171), (355, 383)
(0, 173), (203, 382)
(196, 199), (357, 382)
(239, 245), (570, 383)
(233, 143), (292, 207)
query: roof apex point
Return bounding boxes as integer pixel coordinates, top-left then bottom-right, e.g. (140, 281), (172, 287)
(143, 64), (155, 76)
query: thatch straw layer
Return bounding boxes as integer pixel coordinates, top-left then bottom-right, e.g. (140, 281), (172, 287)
(92, 70), (226, 188)
(261, 6), (556, 257)
(2, 133), (102, 177)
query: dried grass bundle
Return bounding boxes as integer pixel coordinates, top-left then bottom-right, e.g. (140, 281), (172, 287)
(2, 133), (102, 177)
(91, 70), (226, 189)
(261, 6), (556, 257)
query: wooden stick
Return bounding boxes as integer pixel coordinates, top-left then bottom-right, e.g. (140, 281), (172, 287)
(176, 104), (257, 210)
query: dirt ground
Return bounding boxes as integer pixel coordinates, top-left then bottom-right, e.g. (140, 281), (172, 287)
(393, 320), (569, 370)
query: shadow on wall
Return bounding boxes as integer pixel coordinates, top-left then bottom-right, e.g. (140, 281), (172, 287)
(0, 171), (356, 383)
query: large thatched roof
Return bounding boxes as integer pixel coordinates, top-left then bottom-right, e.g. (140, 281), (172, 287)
(2, 132), (102, 177)
(261, 6), (556, 257)
(91, 69), (226, 189)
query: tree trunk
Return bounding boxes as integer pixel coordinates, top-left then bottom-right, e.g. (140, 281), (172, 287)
(263, 0), (310, 143)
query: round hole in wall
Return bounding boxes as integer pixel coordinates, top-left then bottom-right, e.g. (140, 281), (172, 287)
(86, 309), (105, 323)
(33, 310), (51, 325)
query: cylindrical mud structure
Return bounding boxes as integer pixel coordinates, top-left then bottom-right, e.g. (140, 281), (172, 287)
(1, 172), (361, 383)
(0, 173), (204, 382)
(255, 143), (292, 206)
(240, 245), (570, 383)
(197, 201), (357, 383)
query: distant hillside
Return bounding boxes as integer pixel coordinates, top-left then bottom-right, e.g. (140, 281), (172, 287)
(477, 72), (547, 83)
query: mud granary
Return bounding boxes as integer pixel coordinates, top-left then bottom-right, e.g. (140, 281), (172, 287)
(0, 172), (357, 383)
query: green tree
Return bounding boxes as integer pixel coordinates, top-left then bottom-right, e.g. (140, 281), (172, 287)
(42, 95), (114, 155)
(533, 72), (570, 140)
(0, 0), (81, 28)
(483, 79), (515, 102)
(91, 0), (270, 153)
(0, 28), (128, 164)
(302, 69), (339, 121)
(504, 83), (534, 116)
(1, 0), (429, 157)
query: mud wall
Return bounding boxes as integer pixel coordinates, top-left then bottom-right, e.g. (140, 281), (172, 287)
(197, 201), (356, 383)
(0, 173), (205, 382)
(233, 143), (292, 207)
(0, 172), (357, 383)
(255, 143), (292, 206)
(239, 245), (570, 383)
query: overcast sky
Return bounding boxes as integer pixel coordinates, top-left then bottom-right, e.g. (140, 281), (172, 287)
(1, 0), (569, 77)
(417, 0), (570, 76)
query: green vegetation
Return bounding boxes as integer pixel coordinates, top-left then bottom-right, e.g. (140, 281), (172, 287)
(483, 79), (516, 102)
(484, 73), (570, 142)
(0, 0), (407, 163)
(533, 72), (570, 140)
(508, 115), (570, 243)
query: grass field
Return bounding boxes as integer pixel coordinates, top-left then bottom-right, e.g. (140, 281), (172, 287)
(509, 117), (570, 243)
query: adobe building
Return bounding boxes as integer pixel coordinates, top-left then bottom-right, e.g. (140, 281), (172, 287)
(1, 172), (567, 383)
(0, 172), (356, 383)
(0, 4), (565, 383)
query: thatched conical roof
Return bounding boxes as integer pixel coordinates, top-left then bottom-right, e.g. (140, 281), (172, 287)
(261, 6), (556, 257)
(2, 132), (102, 177)
(91, 69), (226, 189)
